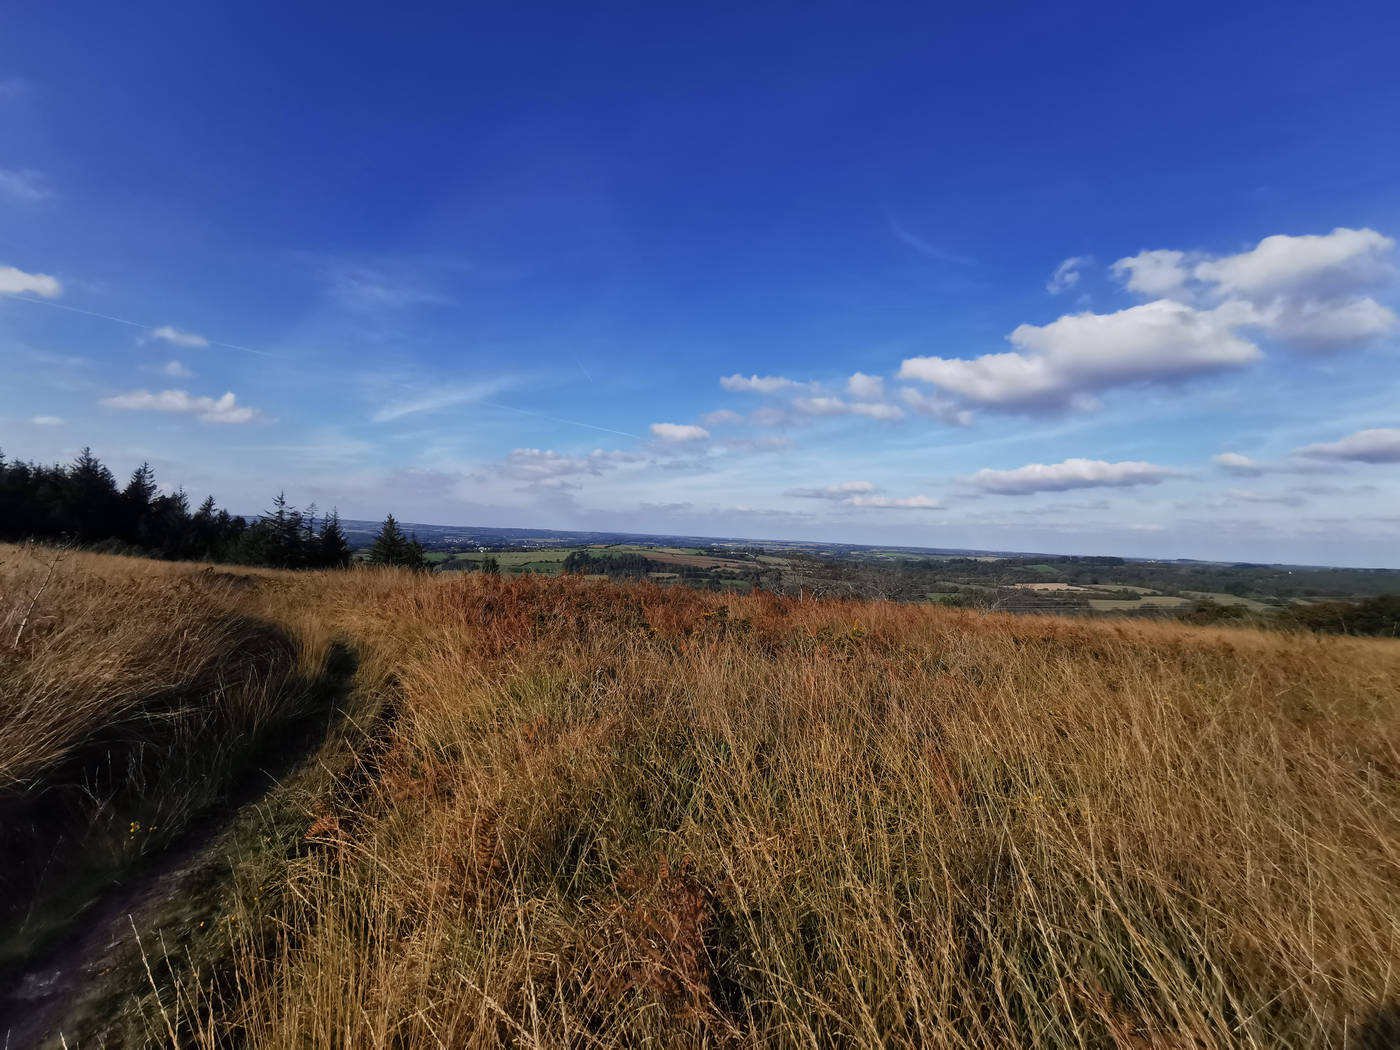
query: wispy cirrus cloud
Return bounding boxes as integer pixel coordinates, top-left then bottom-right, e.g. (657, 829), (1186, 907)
(370, 378), (513, 423)
(0, 168), (51, 202)
(1046, 256), (1088, 294)
(887, 218), (975, 266)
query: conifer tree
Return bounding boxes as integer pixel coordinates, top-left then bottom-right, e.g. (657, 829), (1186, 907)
(367, 514), (409, 566)
(318, 509), (352, 568)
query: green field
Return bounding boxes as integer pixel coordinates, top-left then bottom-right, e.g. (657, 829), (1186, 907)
(1088, 596), (1193, 611)
(1180, 590), (1277, 610)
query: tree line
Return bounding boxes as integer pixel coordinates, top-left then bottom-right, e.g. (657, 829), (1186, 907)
(0, 446), (427, 571)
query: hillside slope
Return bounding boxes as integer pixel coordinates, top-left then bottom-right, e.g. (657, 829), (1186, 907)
(2, 545), (1398, 1048)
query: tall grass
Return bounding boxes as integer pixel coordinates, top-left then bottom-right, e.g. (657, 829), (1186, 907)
(4, 547), (1397, 1047)
(0, 544), (336, 991)
(189, 571), (1400, 1049)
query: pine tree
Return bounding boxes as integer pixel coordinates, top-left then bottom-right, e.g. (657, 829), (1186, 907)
(367, 514), (409, 566)
(317, 509), (352, 568)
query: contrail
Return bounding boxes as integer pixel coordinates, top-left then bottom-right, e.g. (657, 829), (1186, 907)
(9, 294), (275, 357)
(481, 400), (638, 439)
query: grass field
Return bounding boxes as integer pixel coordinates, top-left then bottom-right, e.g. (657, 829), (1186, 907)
(3, 543), (1399, 1048)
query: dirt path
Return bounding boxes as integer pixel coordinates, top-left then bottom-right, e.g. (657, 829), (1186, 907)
(0, 646), (360, 1049)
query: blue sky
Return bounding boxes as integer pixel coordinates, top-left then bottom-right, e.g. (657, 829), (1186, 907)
(3, 2), (1399, 565)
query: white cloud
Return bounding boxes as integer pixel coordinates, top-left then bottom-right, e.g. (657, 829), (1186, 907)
(787, 481), (876, 500)
(720, 373), (799, 393)
(844, 494), (940, 509)
(0, 263), (60, 297)
(501, 448), (643, 482)
(1112, 228), (1398, 352)
(1213, 452), (1266, 477)
(699, 408), (744, 426)
(1212, 451), (1327, 476)
(1193, 228), (1394, 301)
(148, 325), (209, 348)
(1046, 256), (1087, 294)
(162, 360), (194, 377)
(968, 458), (1185, 495)
(793, 396), (903, 420)
(650, 422), (710, 442)
(787, 480), (936, 510)
(900, 299), (1259, 411)
(322, 260), (448, 310)
(0, 168), (50, 202)
(1294, 428), (1400, 464)
(30, 415), (62, 425)
(1110, 250), (1190, 298)
(371, 379), (510, 423)
(1245, 296), (1396, 351)
(898, 387), (974, 426)
(100, 389), (262, 424)
(846, 372), (885, 399)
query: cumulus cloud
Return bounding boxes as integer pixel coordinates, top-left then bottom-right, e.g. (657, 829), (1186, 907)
(720, 374), (799, 393)
(162, 360), (194, 378)
(898, 387), (974, 426)
(1110, 249), (1191, 298)
(1046, 256), (1087, 294)
(148, 325), (209, 348)
(1113, 228), (1398, 352)
(786, 481), (875, 500)
(0, 168), (50, 202)
(1293, 428), (1400, 464)
(900, 300), (1259, 411)
(30, 415), (62, 425)
(0, 263), (60, 297)
(846, 372), (885, 399)
(100, 389), (262, 423)
(968, 457), (1185, 495)
(650, 422), (710, 442)
(793, 396), (903, 420)
(1194, 228), (1394, 301)
(699, 408), (743, 426)
(1244, 296), (1395, 351)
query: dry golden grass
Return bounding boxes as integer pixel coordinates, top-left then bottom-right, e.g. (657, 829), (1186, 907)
(4, 546), (1399, 1048)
